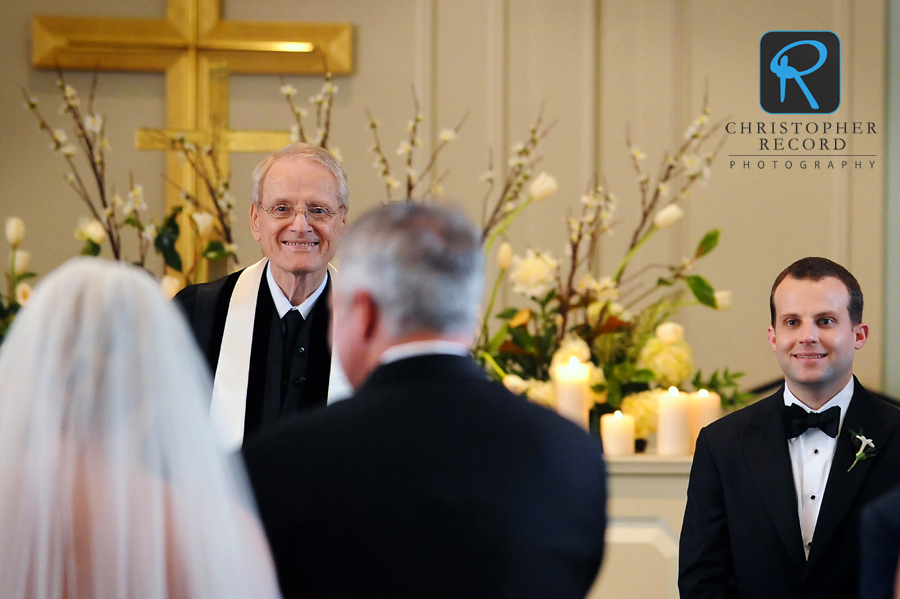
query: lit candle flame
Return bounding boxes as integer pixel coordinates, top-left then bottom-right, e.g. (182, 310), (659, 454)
(668, 386), (679, 397)
(698, 389), (709, 397)
(614, 410), (623, 419)
(568, 356), (579, 367)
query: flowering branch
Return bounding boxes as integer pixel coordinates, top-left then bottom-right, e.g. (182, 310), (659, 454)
(364, 88), (467, 202)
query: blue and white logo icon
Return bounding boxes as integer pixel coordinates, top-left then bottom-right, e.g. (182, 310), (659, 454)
(761, 31), (840, 114)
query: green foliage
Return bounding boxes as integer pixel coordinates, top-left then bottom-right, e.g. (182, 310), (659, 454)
(202, 240), (231, 260)
(694, 229), (720, 259)
(685, 274), (716, 307)
(80, 240), (101, 257)
(155, 208), (182, 272)
(692, 368), (753, 409)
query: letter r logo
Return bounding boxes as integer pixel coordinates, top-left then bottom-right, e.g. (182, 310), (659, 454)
(760, 31), (840, 114)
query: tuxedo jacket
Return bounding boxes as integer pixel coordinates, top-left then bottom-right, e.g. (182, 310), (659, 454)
(174, 266), (334, 437)
(679, 378), (900, 599)
(241, 354), (607, 599)
(859, 482), (900, 599)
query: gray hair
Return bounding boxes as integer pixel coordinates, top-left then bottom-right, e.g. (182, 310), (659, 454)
(250, 143), (349, 209)
(339, 203), (484, 338)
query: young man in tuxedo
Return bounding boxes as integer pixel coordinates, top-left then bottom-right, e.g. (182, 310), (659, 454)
(241, 203), (607, 599)
(679, 256), (900, 599)
(175, 144), (351, 450)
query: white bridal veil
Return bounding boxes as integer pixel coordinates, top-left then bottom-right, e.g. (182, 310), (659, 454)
(0, 258), (281, 599)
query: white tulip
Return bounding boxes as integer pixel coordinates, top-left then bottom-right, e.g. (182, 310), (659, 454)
(13, 250), (30, 276)
(192, 211), (215, 237)
(15, 282), (32, 306)
(528, 172), (558, 202)
(714, 290), (732, 311)
(503, 374), (529, 395)
(653, 204), (684, 230)
(6, 217), (25, 248)
(655, 321), (685, 344)
(160, 275), (182, 300)
(497, 242), (513, 270)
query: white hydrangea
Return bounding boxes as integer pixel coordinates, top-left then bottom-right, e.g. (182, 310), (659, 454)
(637, 337), (694, 388)
(620, 389), (665, 439)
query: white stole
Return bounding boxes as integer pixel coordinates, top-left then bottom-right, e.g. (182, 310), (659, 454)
(209, 258), (352, 451)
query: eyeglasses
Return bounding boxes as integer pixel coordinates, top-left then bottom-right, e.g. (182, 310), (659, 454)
(257, 203), (343, 223)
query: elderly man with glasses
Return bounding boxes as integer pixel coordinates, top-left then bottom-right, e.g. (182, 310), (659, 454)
(175, 143), (351, 450)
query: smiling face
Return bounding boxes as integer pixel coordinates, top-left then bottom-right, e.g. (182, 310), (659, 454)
(250, 157), (346, 295)
(767, 275), (868, 407)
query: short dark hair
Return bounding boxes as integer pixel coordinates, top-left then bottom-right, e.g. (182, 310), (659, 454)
(769, 257), (863, 326)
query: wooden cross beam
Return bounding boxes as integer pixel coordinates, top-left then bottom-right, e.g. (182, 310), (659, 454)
(32, 0), (351, 279)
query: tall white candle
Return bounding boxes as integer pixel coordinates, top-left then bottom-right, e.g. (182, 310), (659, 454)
(601, 410), (635, 456)
(554, 356), (590, 429)
(688, 389), (721, 452)
(657, 386), (691, 456)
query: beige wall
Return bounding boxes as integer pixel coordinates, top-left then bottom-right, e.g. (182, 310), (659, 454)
(0, 0), (887, 390)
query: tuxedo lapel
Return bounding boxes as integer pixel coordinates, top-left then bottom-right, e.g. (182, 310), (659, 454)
(739, 393), (807, 572)
(805, 382), (892, 570)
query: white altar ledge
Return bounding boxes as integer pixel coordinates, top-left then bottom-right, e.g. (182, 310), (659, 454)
(587, 454), (693, 599)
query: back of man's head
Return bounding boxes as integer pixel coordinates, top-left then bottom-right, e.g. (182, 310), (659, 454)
(769, 256), (863, 325)
(339, 202), (484, 339)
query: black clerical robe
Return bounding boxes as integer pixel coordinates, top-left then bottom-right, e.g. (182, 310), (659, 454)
(174, 258), (351, 447)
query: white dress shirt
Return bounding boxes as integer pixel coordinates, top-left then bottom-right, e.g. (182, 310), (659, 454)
(784, 377), (854, 558)
(379, 340), (470, 365)
(266, 264), (329, 318)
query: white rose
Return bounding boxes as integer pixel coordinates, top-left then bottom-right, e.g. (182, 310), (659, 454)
(550, 337), (592, 371)
(5, 217), (25, 248)
(509, 248), (559, 299)
(15, 282), (32, 306)
(655, 321), (685, 344)
(715, 290), (732, 311)
(76, 219), (107, 245)
(503, 374), (529, 395)
(13, 250), (30, 276)
(525, 380), (556, 408)
(497, 242), (513, 270)
(191, 211), (215, 237)
(528, 172), (558, 202)
(653, 204), (684, 230)
(160, 275), (182, 300)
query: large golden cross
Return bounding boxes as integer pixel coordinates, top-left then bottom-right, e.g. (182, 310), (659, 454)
(32, 0), (351, 279)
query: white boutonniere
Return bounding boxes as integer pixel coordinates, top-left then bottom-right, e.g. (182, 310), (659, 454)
(848, 429), (876, 472)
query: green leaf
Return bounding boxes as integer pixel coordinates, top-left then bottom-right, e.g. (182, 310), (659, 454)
(497, 307), (520, 320)
(486, 323), (510, 354)
(538, 288), (557, 308)
(202, 240), (230, 260)
(657, 277), (675, 287)
(123, 216), (139, 228)
(80, 240), (101, 256)
(694, 229), (720, 259)
(17, 272), (37, 281)
(155, 212), (182, 272)
(633, 368), (655, 383)
(685, 275), (716, 307)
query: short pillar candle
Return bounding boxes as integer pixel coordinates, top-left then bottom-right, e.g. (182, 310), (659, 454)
(554, 356), (590, 429)
(657, 386), (691, 456)
(601, 410), (636, 456)
(688, 389), (721, 452)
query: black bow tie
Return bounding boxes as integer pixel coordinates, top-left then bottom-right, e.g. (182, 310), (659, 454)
(783, 404), (841, 439)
